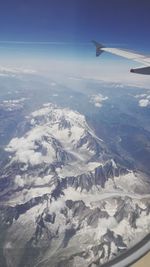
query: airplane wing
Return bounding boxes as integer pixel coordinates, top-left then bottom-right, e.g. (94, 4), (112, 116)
(92, 40), (150, 75)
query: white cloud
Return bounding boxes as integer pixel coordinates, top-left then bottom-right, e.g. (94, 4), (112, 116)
(0, 65), (36, 76)
(135, 94), (147, 99)
(134, 94), (150, 107)
(139, 99), (150, 107)
(89, 94), (108, 108)
(3, 98), (27, 104)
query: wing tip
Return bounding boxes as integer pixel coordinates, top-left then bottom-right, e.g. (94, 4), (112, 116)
(92, 40), (105, 57)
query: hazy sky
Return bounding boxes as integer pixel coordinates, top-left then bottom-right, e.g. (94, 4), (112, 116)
(0, 0), (150, 86)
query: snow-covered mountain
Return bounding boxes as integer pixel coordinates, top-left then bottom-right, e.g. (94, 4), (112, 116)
(0, 103), (150, 267)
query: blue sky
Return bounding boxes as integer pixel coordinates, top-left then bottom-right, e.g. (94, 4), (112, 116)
(0, 0), (150, 86)
(0, 0), (150, 55)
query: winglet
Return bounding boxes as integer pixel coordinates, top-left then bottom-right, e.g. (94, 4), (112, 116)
(92, 40), (105, 57)
(130, 66), (150, 75)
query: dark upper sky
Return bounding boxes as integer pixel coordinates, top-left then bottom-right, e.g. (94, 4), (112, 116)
(0, 0), (150, 58)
